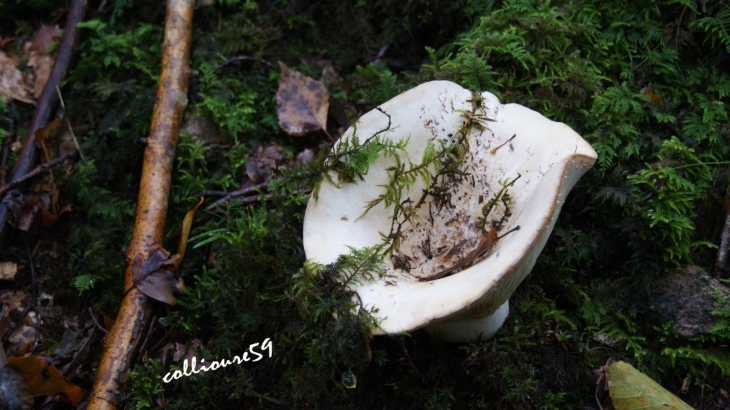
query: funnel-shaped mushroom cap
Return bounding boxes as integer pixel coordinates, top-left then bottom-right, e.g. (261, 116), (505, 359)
(303, 81), (597, 340)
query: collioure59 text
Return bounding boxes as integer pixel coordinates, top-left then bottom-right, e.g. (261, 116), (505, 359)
(163, 338), (273, 383)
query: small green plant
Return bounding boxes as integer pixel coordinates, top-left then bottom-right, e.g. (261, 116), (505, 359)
(127, 360), (164, 410)
(628, 137), (713, 262)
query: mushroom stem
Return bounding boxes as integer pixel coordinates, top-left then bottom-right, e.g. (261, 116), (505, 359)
(424, 300), (509, 343)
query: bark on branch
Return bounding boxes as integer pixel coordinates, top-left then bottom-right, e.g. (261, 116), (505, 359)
(86, 1), (194, 408)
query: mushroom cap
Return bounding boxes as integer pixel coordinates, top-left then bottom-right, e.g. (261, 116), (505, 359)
(303, 81), (597, 336)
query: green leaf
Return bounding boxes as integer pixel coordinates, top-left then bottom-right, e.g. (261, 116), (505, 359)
(606, 361), (693, 410)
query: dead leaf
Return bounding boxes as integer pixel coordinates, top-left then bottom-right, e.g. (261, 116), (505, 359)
(276, 62), (331, 139)
(6, 311), (39, 357)
(295, 148), (316, 165)
(640, 86), (661, 105)
(131, 244), (184, 305)
(34, 118), (63, 163)
(0, 36), (13, 48)
(606, 361), (693, 410)
(7, 356), (85, 406)
(4, 194), (70, 231)
(31, 24), (63, 55)
(58, 325), (95, 377)
(0, 290), (26, 312)
(176, 197), (204, 269)
(27, 49), (55, 99)
(245, 144), (284, 183)
(172, 342), (187, 363)
(0, 51), (34, 104)
(317, 60), (343, 87)
(0, 290), (29, 355)
(0, 261), (18, 280)
(207, 245), (219, 267)
(101, 311), (115, 332)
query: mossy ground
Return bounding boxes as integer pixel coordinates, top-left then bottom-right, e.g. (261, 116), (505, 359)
(1, 0), (729, 408)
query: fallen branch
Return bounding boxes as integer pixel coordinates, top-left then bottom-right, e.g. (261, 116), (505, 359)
(86, 1), (194, 409)
(714, 182), (730, 279)
(0, 0), (88, 241)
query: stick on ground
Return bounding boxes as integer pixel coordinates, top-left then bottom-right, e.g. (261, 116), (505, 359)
(86, 1), (194, 409)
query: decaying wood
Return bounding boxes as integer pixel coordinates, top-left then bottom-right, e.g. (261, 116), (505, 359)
(0, 0), (88, 241)
(714, 182), (730, 279)
(86, 1), (194, 409)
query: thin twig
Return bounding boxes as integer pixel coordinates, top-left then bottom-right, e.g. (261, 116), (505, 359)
(148, 317), (181, 356)
(0, 150), (78, 197)
(56, 86), (86, 163)
(88, 308), (109, 335)
(220, 188), (311, 207)
(676, 5), (687, 51)
(196, 190), (228, 197)
(231, 194), (271, 205)
(204, 181), (270, 210)
(212, 55), (272, 72)
(138, 315), (157, 358)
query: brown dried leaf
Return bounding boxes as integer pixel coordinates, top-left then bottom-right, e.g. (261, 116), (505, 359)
(6, 311), (38, 357)
(27, 49), (54, 99)
(640, 86), (661, 105)
(58, 325), (95, 377)
(4, 194), (70, 231)
(31, 24), (63, 55)
(276, 62), (330, 138)
(0, 261), (18, 280)
(0, 290), (26, 312)
(131, 245), (184, 305)
(245, 144), (284, 183)
(0, 51), (34, 104)
(100, 310), (115, 332)
(0, 36), (13, 48)
(295, 148), (316, 165)
(317, 60), (343, 87)
(175, 197), (204, 269)
(7, 356), (85, 406)
(34, 118), (62, 163)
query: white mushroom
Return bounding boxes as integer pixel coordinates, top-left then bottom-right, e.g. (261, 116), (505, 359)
(303, 81), (597, 343)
